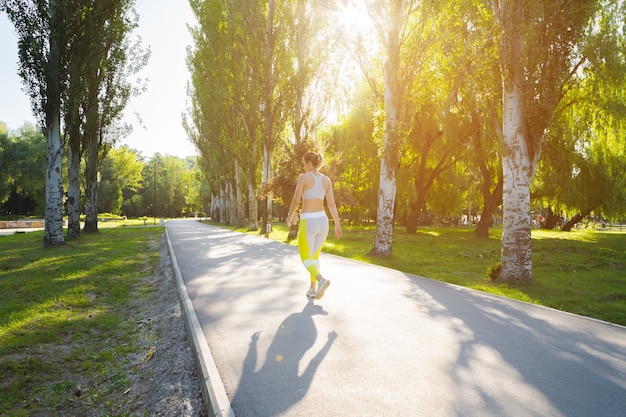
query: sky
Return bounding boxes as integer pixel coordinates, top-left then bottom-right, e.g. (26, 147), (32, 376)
(0, 0), (198, 159)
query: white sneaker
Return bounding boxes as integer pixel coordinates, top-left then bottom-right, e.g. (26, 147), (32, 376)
(315, 278), (330, 300)
(306, 288), (316, 298)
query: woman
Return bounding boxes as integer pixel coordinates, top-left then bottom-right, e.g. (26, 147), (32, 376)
(287, 151), (342, 299)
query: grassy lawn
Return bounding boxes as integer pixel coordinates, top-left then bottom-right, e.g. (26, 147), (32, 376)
(0, 225), (163, 416)
(233, 222), (626, 326)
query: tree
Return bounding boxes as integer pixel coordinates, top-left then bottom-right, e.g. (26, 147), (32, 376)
(258, 0), (296, 235)
(187, 0), (296, 230)
(187, 0), (254, 228)
(270, 0), (343, 237)
(0, 122), (11, 204)
(450, 2), (503, 238)
(63, 1), (140, 236)
(319, 85), (379, 225)
(359, 0), (422, 256)
(98, 145), (143, 214)
(141, 154), (189, 218)
(533, 0), (626, 231)
(490, 0), (597, 282)
(2, 0), (71, 245)
(81, 0), (147, 233)
(0, 122), (47, 215)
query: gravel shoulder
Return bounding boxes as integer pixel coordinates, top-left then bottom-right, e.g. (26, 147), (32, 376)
(119, 234), (208, 416)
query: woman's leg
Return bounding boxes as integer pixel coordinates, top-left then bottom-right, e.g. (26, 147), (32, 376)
(298, 216), (329, 287)
(310, 218), (329, 277)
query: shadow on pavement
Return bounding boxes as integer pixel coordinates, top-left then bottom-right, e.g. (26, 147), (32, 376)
(403, 276), (626, 416)
(231, 300), (337, 417)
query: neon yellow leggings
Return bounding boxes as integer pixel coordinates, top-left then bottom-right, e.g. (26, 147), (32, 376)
(298, 212), (329, 283)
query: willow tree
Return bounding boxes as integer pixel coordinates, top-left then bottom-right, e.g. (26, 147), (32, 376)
(535, 0), (626, 230)
(2, 0), (69, 246)
(451, 0), (503, 238)
(401, 0), (491, 234)
(491, 0), (597, 282)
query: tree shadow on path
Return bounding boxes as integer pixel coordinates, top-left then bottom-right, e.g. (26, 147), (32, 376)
(231, 300), (337, 417)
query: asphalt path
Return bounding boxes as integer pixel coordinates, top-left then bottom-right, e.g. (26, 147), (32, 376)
(165, 219), (626, 417)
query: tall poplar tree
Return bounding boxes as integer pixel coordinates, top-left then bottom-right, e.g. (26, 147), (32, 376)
(186, 0), (295, 230)
(83, 0), (145, 233)
(2, 0), (68, 246)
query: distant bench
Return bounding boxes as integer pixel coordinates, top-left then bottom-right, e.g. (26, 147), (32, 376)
(0, 220), (45, 229)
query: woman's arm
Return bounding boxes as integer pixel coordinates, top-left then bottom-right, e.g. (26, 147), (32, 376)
(325, 178), (343, 239)
(287, 174), (305, 226)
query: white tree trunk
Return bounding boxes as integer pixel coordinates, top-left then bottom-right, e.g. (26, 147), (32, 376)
(499, 83), (533, 281)
(227, 180), (236, 225)
(370, 66), (398, 257)
(235, 161), (245, 227)
(371, 156), (397, 256)
(261, 142), (272, 233)
(370, 2), (401, 257)
(67, 141), (81, 238)
(211, 192), (218, 221)
(220, 184), (226, 224)
(43, 2), (65, 246)
(83, 129), (99, 233)
(248, 181), (259, 231)
(495, 0), (534, 282)
(44, 115), (65, 246)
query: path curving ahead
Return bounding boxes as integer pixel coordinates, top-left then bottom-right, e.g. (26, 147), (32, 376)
(166, 219), (626, 417)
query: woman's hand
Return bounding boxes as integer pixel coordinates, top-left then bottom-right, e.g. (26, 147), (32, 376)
(334, 223), (342, 239)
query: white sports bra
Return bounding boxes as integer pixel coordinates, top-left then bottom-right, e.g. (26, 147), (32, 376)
(302, 173), (326, 200)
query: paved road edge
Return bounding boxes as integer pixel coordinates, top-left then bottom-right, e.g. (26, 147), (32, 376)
(165, 228), (236, 417)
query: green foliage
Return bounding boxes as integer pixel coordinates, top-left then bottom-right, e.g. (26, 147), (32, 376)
(319, 85), (380, 224)
(533, 0), (626, 223)
(0, 122), (46, 216)
(0, 130), (206, 218)
(99, 146), (144, 215)
(140, 154), (207, 218)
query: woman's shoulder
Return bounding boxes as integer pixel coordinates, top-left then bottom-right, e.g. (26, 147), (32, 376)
(298, 172), (314, 184)
(321, 173), (332, 187)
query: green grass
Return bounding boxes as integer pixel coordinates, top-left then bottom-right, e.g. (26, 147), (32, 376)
(0, 225), (163, 416)
(223, 222), (626, 326)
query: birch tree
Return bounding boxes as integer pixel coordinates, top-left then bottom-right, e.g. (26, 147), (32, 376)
(490, 0), (597, 281)
(361, 0), (421, 256)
